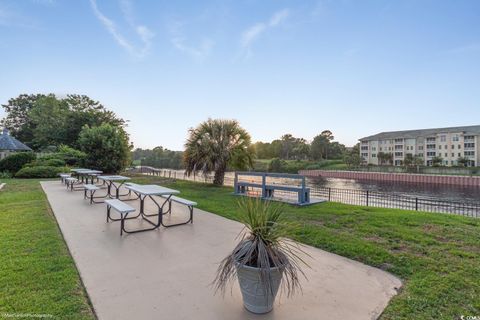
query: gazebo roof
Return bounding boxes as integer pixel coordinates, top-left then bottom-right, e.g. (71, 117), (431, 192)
(0, 128), (32, 151)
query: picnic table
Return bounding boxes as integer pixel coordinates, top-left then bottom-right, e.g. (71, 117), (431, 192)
(97, 175), (131, 199)
(123, 184), (180, 233)
(77, 170), (103, 184)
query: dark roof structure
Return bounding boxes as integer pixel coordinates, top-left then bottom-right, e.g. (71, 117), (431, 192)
(359, 125), (480, 141)
(0, 128), (32, 151)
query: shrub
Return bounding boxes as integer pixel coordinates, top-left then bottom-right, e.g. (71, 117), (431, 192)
(15, 166), (69, 178)
(0, 171), (12, 179)
(0, 152), (36, 174)
(268, 158), (286, 173)
(78, 124), (131, 173)
(25, 158), (66, 167)
(58, 145), (86, 165)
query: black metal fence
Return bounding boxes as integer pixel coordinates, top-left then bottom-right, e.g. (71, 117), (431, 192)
(129, 166), (480, 218)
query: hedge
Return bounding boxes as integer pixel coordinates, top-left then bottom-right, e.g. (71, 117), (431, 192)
(0, 152), (36, 174)
(15, 166), (69, 178)
(25, 158), (66, 167)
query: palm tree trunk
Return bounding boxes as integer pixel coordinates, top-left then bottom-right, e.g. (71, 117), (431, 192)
(213, 165), (226, 186)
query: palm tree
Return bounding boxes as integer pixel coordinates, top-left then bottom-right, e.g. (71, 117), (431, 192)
(184, 118), (254, 185)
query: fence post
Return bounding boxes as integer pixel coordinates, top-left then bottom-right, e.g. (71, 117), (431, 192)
(415, 198), (418, 211)
(366, 190), (369, 206)
(328, 188), (331, 201)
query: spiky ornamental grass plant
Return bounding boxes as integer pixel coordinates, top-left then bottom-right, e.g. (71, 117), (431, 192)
(213, 197), (308, 298)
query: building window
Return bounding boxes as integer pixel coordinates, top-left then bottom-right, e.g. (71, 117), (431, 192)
(464, 135), (474, 141)
(418, 146), (424, 151)
(372, 147), (376, 151)
(361, 146), (369, 151)
(394, 138), (403, 143)
(465, 151), (475, 156)
(394, 152), (403, 157)
(458, 153), (461, 157)
(444, 153), (447, 157)
(440, 135), (446, 142)
(458, 144), (461, 149)
(427, 152), (436, 157)
(465, 143), (475, 149)
(452, 135), (459, 142)
(451, 153), (454, 157)
(426, 144), (436, 149)
(439, 145), (442, 150)
(426, 137), (436, 143)
(372, 154), (377, 158)
(395, 145), (403, 150)
(417, 153), (423, 157)
(361, 153), (368, 157)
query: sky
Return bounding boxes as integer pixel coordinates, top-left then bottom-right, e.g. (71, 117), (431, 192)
(0, 0), (479, 150)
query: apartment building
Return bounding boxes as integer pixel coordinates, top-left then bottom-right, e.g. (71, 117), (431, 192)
(359, 125), (480, 167)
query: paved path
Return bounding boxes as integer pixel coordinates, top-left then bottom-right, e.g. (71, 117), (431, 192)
(41, 181), (401, 320)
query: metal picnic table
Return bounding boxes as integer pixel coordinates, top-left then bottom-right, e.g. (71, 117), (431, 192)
(97, 175), (131, 199)
(121, 184), (181, 234)
(77, 169), (103, 184)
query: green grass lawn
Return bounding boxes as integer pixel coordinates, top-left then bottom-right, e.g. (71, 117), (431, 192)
(129, 174), (480, 320)
(0, 179), (94, 319)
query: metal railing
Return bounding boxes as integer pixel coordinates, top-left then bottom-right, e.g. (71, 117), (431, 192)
(128, 166), (480, 218)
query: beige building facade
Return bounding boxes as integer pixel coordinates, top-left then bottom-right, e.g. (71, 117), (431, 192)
(359, 125), (480, 167)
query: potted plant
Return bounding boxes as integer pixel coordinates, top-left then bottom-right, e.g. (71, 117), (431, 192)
(213, 198), (307, 314)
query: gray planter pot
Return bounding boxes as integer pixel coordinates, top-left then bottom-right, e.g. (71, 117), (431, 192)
(236, 264), (284, 314)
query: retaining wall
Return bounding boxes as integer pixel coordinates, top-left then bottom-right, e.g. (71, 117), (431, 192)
(299, 170), (480, 187)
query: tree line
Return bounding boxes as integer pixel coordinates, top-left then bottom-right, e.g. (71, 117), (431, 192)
(253, 130), (347, 161)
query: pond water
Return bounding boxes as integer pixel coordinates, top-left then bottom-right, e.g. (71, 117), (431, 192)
(143, 168), (480, 203)
(306, 176), (480, 203)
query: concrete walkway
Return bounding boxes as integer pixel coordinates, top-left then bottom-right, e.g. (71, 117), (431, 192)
(41, 181), (401, 320)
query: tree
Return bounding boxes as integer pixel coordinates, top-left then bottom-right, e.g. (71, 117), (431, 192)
(310, 134), (329, 160)
(267, 158), (286, 172)
(403, 154), (414, 167)
(377, 152), (393, 165)
(63, 94), (126, 148)
(279, 134), (296, 160)
(344, 150), (361, 168)
(1, 93), (126, 150)
(1, 93), (49, 146)
(28, 96), (70, 149)
(457, 157), (469, 167)
(431, 156), (444, 167)
(184, 119), (254, 186)
(320, 130), (334, 159)
(77, 124), (131, 173)
(133, 147), (184, 169)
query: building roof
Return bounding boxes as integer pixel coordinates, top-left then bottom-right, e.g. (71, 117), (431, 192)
(0, 128), (32, 151)
(360, 125), (480, 141)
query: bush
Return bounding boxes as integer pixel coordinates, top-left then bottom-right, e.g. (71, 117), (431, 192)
(58, 145), (86, 165)
(0, 152), (36, 174)
(15, 166), (69, 178)
(78, 124), (131, 173)
(267, 158), (286, 173)
(0, 171), (12, 179)
(25, 158), (66, 167)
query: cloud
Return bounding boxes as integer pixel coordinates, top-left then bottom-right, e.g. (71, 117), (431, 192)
(168, 20), (214, 61)
(89, 0), (154, 58)
(240, 8), (289, 58)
